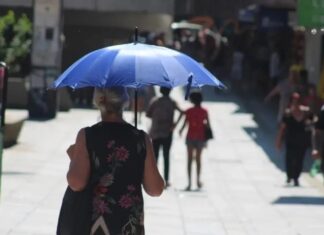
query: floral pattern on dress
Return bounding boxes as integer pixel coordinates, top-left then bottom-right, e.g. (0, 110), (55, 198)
(119, 185), (144, 235)
(89, 126), (145, 235)
(92, 140), (129, 220)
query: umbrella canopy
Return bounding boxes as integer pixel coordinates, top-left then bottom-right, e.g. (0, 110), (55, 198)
(52, 43), (225, 90)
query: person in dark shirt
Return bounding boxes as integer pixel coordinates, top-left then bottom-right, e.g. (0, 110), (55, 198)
(65, 87), (164, 234)
(146, 87), (183, 188)
(276, 92), (312, 186)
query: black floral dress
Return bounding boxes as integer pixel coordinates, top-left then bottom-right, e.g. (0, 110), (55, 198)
(85, 122), (146, 235)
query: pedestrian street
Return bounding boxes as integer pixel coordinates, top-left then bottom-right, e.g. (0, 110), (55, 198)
(0, 88), (324, 235)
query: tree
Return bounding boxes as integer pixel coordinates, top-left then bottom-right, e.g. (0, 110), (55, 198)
(0, 10), (32, 76)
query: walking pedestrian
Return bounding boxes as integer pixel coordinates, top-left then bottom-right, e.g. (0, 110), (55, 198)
(146, 87), (183, 188)
(58, 87), (164, 235)
(275, 92), (312, 186)
(179, 91), (211, 190)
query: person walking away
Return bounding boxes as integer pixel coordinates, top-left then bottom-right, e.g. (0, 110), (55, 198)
(146, 87), (183, 188)
(61, 87), (164, 235)
(275, 92), (312, 186)
(179, 91), (211, 191)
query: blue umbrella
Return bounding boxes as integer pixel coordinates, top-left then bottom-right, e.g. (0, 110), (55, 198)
(53, 43), (224, 90)
(52, 31), (225, 127)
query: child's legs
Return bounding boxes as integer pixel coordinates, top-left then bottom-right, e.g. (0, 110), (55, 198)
(195, 147), (203, 184)
(162, 134), (172, 183)
(187, 145), (194, 186)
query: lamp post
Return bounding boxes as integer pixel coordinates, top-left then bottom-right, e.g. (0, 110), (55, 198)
(29, 0), (63, 119)
(0, 62), (9, 196)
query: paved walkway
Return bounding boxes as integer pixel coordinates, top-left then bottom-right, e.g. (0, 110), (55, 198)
(0, 87), (324, 235)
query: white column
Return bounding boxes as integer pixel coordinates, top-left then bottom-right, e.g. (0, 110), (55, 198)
(305, 29), (322, 84)
(29, 0), (63, 118)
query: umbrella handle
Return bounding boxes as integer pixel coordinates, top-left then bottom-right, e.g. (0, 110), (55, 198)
(134, 89), (138, 128)
(134, 27), (138, 44)
(185, 75), (193, 100)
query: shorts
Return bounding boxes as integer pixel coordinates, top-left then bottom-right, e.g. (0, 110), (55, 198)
(186, 138), (206, 149)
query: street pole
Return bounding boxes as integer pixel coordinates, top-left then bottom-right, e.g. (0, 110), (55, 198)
(29, 0), (63, 119)
(0, 62), (9, 197)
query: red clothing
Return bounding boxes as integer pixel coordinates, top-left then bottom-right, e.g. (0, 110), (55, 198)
(302, 95), (322, 114)
(185, 106), (208, 141)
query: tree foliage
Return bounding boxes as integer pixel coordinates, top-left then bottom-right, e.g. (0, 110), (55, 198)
(0, 10), (32, 75)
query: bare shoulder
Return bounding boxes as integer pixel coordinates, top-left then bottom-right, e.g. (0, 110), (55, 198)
(76, 128), (86, 142)
(300, 105), (310, 112)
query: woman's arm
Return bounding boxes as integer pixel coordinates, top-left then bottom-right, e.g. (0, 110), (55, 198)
(142, 133), (164, 196)
(66, 128), (90, 191)
(205, 112), (211, 127)
(173, 111), (184, 130)
(264, 85), (280, 102)
(179, 115), (187, 136)
(275, 123), (286, 150)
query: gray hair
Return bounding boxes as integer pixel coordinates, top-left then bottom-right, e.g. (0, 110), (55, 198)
(93, 87), (129, 114)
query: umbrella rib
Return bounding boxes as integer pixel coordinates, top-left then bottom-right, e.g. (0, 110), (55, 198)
(152, 50), (174, 87)
(103, 49), (121, 87)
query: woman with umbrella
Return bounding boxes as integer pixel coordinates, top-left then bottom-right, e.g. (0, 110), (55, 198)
(54, 37), (225, 233)
(61, 87), (164, 234)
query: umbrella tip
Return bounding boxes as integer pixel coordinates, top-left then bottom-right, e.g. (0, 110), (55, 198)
(134, 27), (138, 44)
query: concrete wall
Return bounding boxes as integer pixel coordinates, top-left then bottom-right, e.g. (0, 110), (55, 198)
(64, 0), (174, 14)
(64, 10), (173, 32)
(0, 0), (32, 7)
(0, 0), (174, 14)
(1, 0), (174, 43)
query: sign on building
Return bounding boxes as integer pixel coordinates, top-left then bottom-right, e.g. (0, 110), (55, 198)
(298, 0), (324, 28)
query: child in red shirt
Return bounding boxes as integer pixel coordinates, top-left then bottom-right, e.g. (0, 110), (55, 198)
(179, 91), (211, 190)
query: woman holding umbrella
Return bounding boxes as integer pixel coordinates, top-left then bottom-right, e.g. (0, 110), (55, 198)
(62, 87), (164, 234)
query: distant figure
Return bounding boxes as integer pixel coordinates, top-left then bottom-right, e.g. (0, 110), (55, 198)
(276, 92), (312, 186)
(302, 84), (322, 115)
(179, 91), (211, 190)
(58, 87), (164, 234)
(230, 48), (244, 90)
(269, 44), (282, 89)
(265, 65), (300, 123)
(146, 87), (183, 188)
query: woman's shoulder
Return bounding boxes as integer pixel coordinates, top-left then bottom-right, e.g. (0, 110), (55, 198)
(196, 106), (208, 114)
(201, 106), (208, 113)
(88, 121), (139, 133)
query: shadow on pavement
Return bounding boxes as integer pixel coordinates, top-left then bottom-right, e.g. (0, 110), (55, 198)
(2, 171), (34, 176)
(273, 196), (324, 205)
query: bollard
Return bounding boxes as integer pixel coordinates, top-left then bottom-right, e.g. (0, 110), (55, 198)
(0, 62), (9, 196)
